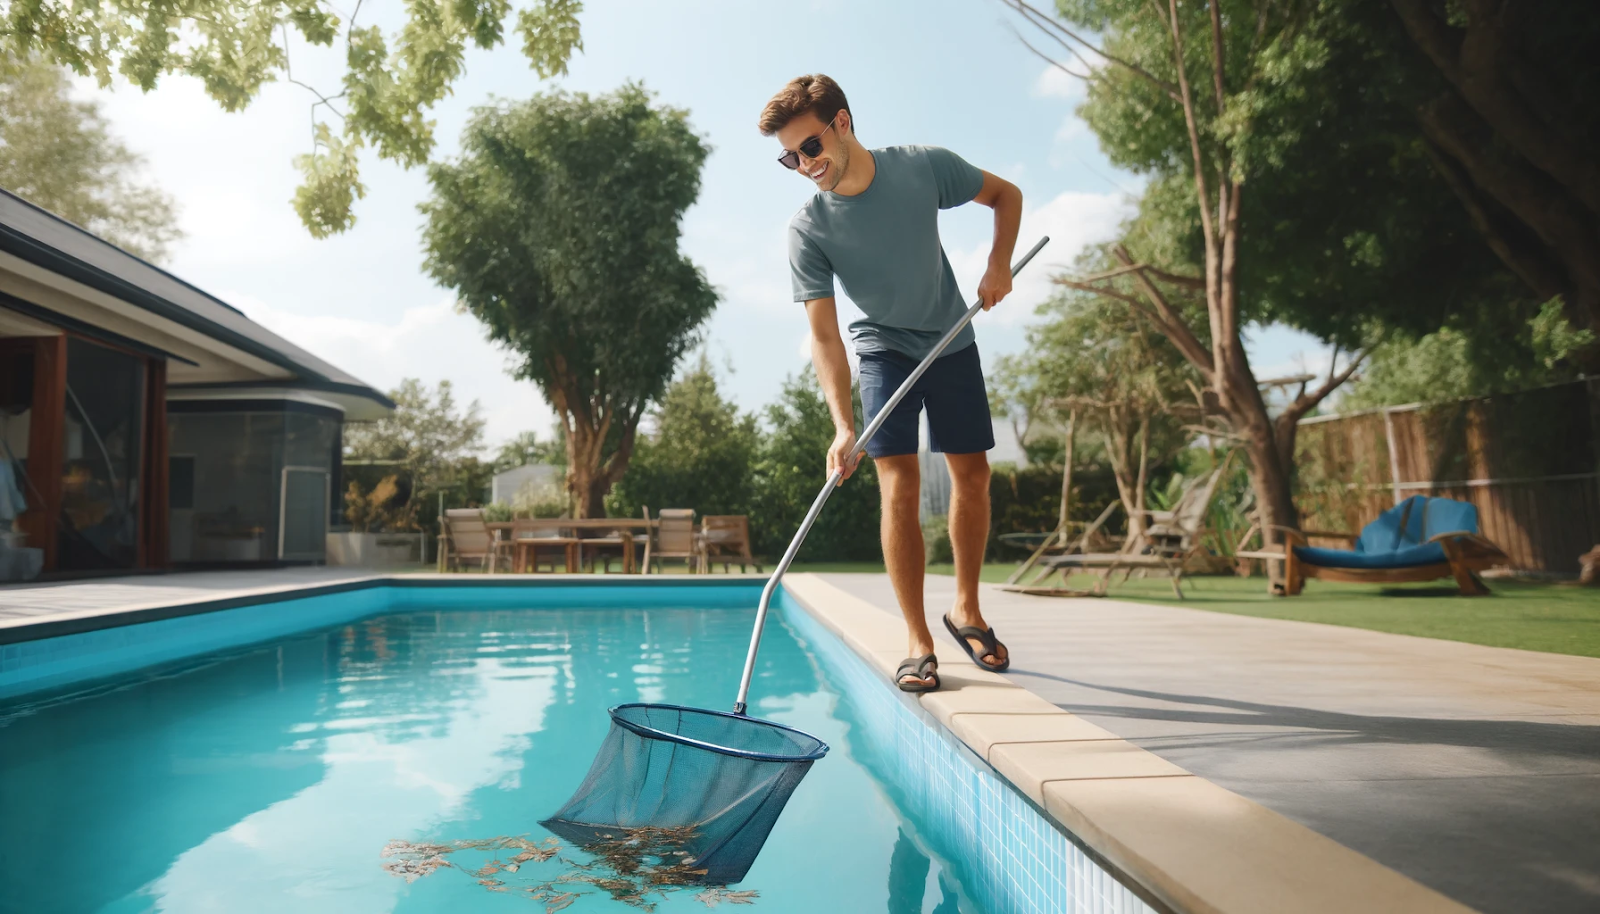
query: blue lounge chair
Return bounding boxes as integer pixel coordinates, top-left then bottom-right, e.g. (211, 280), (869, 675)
(1277, 495), (1509, 595)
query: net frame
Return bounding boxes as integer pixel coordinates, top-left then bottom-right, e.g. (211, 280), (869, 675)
(542, 702), (829, 885)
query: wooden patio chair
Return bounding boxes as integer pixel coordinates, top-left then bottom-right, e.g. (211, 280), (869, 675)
(645, 508), (700, 574)
(699, 515), (763, 573)
(511, 518), (579, 573)
(1008, 462), (1230, 599)
(439, 508), (513, 573)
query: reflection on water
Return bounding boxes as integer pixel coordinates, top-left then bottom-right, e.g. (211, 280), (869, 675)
(889, 828), (963, 914)
(0, 606), (984, 913)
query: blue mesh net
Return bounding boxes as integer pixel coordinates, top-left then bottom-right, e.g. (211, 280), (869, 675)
(541, 703), (828, 885)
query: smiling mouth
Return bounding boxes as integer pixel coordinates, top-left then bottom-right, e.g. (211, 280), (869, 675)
(809, 161), (828, 182)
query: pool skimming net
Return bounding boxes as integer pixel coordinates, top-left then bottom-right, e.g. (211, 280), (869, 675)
(540, 703), (826, 884)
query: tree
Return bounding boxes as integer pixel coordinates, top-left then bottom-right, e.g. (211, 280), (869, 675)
(0, 59), (181, 261)
(1341, 300), (1594, 411)
(606, 355), (762, 522)
(1007, 0), (1430, 539)
(1386, 1), (1600, 370)
(344, 377), (486, 524)
(996, 287), (1201, 542)
(493, 426), (567, 472)
(751, 370), (881, 563)
(2, 0), (584, 237)
(422, 85), (717, 517)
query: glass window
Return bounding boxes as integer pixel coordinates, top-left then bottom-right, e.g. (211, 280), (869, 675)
(167, 406), (340, 564)
(168, 411), (282, 564)
(57, 339), (145, 570)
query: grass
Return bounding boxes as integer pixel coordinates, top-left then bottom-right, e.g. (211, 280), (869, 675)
(799, 562), (1600, 659)
(1095, 574), (1600, 658)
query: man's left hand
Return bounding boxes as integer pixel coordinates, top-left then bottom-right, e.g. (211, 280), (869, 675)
(976, 261), (1013, 310)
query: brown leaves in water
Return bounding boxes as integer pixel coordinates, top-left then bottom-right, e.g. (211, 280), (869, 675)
(695, 887), (759, 906)
(380, 828), (757, 911)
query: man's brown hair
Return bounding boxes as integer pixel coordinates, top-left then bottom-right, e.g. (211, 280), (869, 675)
(758, 74), (851, 137)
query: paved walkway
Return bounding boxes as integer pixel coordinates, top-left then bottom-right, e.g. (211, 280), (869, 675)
(819, 573), (1600, 914)
(0, 567), (376, 624)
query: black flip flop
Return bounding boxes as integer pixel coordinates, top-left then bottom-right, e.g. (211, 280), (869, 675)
(943, 614), (1011, 673)
(895, 653), (940, 693)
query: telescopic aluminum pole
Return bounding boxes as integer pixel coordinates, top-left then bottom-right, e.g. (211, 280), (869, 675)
(733, 236), (1050, 714)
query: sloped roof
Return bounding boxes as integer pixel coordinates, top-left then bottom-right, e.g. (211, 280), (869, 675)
(0, 189), (393, 417)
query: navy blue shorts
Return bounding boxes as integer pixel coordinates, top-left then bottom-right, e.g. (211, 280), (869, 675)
(858, 343), (995, 458)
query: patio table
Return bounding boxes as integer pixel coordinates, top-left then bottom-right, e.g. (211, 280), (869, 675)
(487, 519), (657, 574)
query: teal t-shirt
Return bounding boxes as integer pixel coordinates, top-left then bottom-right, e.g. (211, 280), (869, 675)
(788, 145), (985, 359)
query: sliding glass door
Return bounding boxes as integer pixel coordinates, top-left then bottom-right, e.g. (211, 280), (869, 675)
(57, 338), (145, 571)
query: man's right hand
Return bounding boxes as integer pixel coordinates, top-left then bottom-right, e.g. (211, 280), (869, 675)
(828, 426), (862, 485)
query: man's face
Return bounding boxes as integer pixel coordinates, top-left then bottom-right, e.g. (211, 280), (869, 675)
(776, 112), (848, 192)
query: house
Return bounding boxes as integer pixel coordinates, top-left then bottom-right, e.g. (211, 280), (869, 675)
(490, 463), (563, 505)
(0, 190), (392, 580)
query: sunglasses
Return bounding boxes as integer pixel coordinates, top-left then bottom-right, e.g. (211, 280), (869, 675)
(777, 114), (838, 170)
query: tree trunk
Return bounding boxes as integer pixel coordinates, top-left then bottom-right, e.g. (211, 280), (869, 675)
(559, 395), (642, 519)
(1238, 408), (1299, 544)
(1132, 415), (1150, 544)
(1058, 411), (1077, 534)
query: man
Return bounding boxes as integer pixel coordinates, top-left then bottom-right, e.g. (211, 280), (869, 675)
(758, 74), (1023, 691)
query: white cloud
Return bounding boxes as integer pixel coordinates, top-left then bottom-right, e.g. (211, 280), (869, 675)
(947, 189), (1133, 327)
(227, 292), (555, 449)
(1032, 64), (1087, 101)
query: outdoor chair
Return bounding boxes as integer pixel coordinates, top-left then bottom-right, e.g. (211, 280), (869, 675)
(1272, 495), (1509, 596)
(579, 526), (635, 574)
(699, 515), (762, 573)
(511, 518), (579, 573)
(439, 508), (513, 573)
(645, 507), (700, 574)
(1005, 462), (1229, 598)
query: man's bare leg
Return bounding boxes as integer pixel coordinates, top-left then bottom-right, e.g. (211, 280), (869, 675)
(876, 454), (937, 686)
(945, 451), (1006, 667)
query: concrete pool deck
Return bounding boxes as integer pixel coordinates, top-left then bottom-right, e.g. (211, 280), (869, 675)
(808, 572), (1600, 914)
(4, 568), (1593, 913)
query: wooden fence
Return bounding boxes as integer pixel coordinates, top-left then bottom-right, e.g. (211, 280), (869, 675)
(1294, 379), (1600, 574)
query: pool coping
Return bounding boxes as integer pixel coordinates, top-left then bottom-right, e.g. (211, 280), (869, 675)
(779, 573), (1480, 914)
(0, 571), (1481, 914)
(0, 573), (768, 644)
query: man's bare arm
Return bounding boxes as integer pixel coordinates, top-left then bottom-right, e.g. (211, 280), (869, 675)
(805, 296), (862, 484)
(971, 170), (1023, 310)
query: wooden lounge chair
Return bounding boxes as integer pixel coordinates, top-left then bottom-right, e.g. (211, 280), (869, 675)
(645, 508), (700, 574)
(511, 518), (579, 573)
(1007, 464), (1229, 598)
(1272, 495), (1509, 596)
(439, 508), (513, 573)
(1002, 500), (1123, 591)
(699, 515), (763, 573)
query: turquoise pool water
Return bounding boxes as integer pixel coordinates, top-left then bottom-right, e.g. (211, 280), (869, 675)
(0, 600), (983, 913)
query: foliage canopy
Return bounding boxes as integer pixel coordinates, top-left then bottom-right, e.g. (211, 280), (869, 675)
(1, 0), (584, 236)
(0, 59), (181, 260)
(606, 355), (763, 524)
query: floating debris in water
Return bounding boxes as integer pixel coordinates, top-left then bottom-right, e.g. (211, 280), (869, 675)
(380, 827), (759, 911)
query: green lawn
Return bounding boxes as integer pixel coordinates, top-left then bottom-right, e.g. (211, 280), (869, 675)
(794, 562), (1600, 659)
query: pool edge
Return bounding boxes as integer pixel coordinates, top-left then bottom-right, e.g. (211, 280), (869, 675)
(0, 573), (768, 645)
(778, 573), (1479, 914)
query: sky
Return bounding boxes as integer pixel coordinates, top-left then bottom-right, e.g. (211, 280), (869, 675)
(76, 0), (1330, 456)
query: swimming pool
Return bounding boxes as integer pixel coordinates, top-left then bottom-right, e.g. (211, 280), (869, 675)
(0, 583), (1157, 914)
